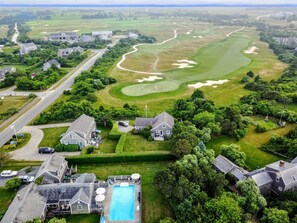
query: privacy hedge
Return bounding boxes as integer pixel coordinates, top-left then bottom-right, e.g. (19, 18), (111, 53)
(108, 121), (123, 140)
(115, 133), (127, 153)
(66, 151), (175, 164)
(55, 143), (80, 152)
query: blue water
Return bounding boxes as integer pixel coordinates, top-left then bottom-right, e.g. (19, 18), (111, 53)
(100, 216), (105, 223)
(109, 185), (135, 221)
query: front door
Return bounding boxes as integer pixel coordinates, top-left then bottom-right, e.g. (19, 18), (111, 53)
(160, 130), (163, 136)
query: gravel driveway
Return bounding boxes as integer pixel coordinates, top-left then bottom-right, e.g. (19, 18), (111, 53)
(9, 124), (80, 161)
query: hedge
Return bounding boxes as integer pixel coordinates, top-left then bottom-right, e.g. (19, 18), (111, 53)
(108, 121), (123, 140)
(115, 133), (126, 153)
(55, 143), (80, 152)
(66, 151), (176, 164)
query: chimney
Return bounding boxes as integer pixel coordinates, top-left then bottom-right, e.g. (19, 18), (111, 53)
(279, 161), (285, 167)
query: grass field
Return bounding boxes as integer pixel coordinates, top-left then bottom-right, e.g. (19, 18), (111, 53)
(64, 214), (100, 223)
(0, 188), (16, 220)
(98, 128), (118, 153)
(0, 25), (8, 38)
(39, 127), (68, 148)
(0, 96), (30, 114)
(207, 123), (296, 170)
(77, 161), (173, 223)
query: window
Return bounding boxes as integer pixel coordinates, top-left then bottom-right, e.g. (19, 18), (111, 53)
(276, 177), (279, 182)
(77, 205), (82, 210)
(156, 130), (160, 134)
(162, 124), (166, 128)
(166, 130), (171, 135)
(278, 187), (283, 191)
(70, 134), (76, 139)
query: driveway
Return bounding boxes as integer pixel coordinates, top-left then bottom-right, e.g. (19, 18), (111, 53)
(9, 124), (80, 161)
(117, 121), (134, 133)
(0, 166), (39, 186)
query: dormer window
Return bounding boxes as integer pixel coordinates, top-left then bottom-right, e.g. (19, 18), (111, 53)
(276, 177), (280, 182)
(162, 124), (166, 128)
(70, 133), (76, 139)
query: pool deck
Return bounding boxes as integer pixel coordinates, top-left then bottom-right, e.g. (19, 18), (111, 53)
(103, 177), (142, 223)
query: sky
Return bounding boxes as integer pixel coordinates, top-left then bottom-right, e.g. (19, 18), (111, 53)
(0, 0), (297, 5)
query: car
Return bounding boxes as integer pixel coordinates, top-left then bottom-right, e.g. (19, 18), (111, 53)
(38, 147), (55, 154)
(18, 175), (35, 183)
(118, 121), (129, 127)
(1, 170), (18, 178)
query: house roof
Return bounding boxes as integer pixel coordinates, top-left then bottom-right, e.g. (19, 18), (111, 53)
(152, 111), (174, 129)
(291, 157), (297, 164)
(21, 42), (36, 49)
(35, 154), (67, 180)
(50, 32), (77, 36)
(70, 188), (90, 205)
(45, 59), (60, 66)
(1, 183), (47, 223)
(251, 171), (273, 187)
(135, 117), (156, 127)
(64, 114), (95, 139)
(230, 168), (247, 181)
(74, 173), (96, 184)
(213, 155), (236, 174)
(1, 66), (15, 73)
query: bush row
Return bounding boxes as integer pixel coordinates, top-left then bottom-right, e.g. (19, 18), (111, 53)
(108, 121), (123, 140)
(115, 133), (127, 153)
(55, 143), (80, 152)
(66, 152), (176, 164)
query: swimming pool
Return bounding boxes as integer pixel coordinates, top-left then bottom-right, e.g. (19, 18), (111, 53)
(109, 185), (135, 221)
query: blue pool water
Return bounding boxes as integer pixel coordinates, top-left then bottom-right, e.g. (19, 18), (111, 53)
(100, 216), (105, 223)
(109, 185), (135, 221)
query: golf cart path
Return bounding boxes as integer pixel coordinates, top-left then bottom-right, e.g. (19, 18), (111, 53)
(116, 30), (177, 75)
(9, 123), (79, 161)
(226, 27), (245, 37)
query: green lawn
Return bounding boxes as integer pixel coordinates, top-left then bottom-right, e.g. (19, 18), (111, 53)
(64, 214), (100, 223)
(77, 162), (173, 223)
(39, 127), (68, 148)
(0, 188), (16, 220)
(97, 128), (118, 153)
(124, 132), (172, 152)
(207, 124), (296, 170)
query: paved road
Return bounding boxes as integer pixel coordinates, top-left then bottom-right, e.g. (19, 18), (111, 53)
(0, 47), (110, 148)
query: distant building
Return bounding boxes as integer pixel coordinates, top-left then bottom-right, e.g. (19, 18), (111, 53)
(60, 114), (97, 148)
(128, 32), (139, 39)
(35, 154), (68, 184)
(0, 66), (16, 79)
(20, 42), (37, 55)
(58, 46), (84, 57)
(49, 32), (78, 43)
(80, 34), (95, 43)
(92, 31), (113, 41)
(42, 59), (61, 71)
(213, 155), (297, 196)
(135, 111), (174, 140)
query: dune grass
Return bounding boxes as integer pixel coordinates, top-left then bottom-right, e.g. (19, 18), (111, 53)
(0, 96), (29, 114)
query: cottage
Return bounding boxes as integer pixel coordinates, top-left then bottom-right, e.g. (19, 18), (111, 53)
(135, 111), (174, 140)
(0, 66), (16, 79)
(20, 42), (37, 55)
(60, 114), (96, 148)
(128, 32), (139, 39)
(42, 59), (61, 71)
(80, 34), (95, 43)
(91, 31), (113, 41)
(1, 183), (47, 223)
(49, 32), (78, 42)
(58, 46), (84, 57)
(35, 154), (68, 184)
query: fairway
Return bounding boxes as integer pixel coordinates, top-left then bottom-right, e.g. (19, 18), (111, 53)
(122, 34), (251, 96)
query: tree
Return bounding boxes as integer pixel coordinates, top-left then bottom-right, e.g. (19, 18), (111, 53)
(191, 89), (204, 100)
(204, 193), (243, 223)
(173, 138), (193, 158)
(0, 152), (11, 166)
(5, 177), (22, 190)
(25, 218), (42, 223)
(247, 71), (254, 78)
(260, 208), (290, 223)
(236, 179), (267, 214)
(48, 218), (67, 223)
(220, 144), (246, 167)
(160, 217), (176, 223)
(193, 111), (215, 128)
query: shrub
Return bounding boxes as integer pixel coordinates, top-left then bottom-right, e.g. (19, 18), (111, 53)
(115, 134), (126, 153)
(35, 176), (43, 185)
(63, 90), (71, 95)
(255, 124), (267, 133)
(86, 146), (95, 154)
(108, 121), (122, 140)
(66, 152), (176, 164)
(5, 177), (22, 190)
(148, 135), (154, 141)
(55, 144), (80, 152)
(55, 144), (64, 152)
(140, 126), (152, 139)
(28, 93), (37, 99)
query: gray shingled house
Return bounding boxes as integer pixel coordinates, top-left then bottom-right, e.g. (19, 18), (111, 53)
(35, 154), (68, 184)
(214, 155), (297, 196)
(43, 59), (61, 71)
(57, 46), (84, 57)
(0, 66), (16, 79)
(20, 42), (37, 55)
(60, 114), (96, 148)
(135, 111), (174, 140)
(49, 32), (78, 42)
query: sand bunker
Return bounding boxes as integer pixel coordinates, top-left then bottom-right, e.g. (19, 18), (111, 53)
(42, 32), (48, 34)
(173, 59), (197, 69)
(244, 46), (259, 54)
(73, 30), (79, 32)
(186, 30), (193, 35)
(188, 80), (229, 88)
(137, 76), (163, 83)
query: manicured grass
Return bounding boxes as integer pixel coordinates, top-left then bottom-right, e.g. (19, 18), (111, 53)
(124, 132), (172, 152)
(39, 127), (68, 148)
(0, 188), (16, 220)
(77, 161), (173, 223)
(1, 45), (19, 54)
(0, 96), (30, 114)
(207, 123), (296, 170)
(97, 128), (118, 153)
(64, 214), (100, 223)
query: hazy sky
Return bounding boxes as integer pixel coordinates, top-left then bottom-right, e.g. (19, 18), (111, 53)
(1, 0), (297, 5)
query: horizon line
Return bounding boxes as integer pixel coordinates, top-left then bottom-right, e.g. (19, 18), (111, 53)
(0, 3), (297, 7)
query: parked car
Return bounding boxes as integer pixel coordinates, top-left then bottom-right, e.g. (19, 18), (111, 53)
(38, 147), (55, 154)
(118, 121), (129, 127)
(18, 175), (35, 183)
(1, 170), (18, 178)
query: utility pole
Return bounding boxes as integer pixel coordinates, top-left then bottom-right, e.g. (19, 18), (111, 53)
(11, 123), (18, 140)
(144, 104), (149, 118)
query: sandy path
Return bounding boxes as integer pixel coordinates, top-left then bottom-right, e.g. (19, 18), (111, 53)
(116, 30), (178, 75)
(11, 23), (19, 44)
(226, 27), (245, 37)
